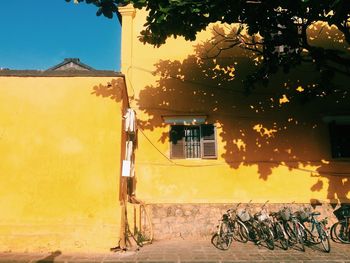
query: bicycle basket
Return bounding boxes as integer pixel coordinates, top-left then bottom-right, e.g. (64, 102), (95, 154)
(280, 209), (290, 221)
(334, 205), (350, 221)
(297, 210), (310, 222)
(238, 210), (250, 222)
(256, 212), (269, 222)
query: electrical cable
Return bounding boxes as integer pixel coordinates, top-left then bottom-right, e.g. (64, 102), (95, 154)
(138, 127), (225, 167)
(130, 65), (275, 94)
(123, 65), (350, 176)
(137, 125), (350, 176)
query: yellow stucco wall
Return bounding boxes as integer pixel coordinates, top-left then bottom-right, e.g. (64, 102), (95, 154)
(0, 76), (125, 252)
(120, 6), (350, 205)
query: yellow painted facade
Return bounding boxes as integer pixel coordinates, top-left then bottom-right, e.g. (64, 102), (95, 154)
(0, 5), (349, 252)
(119, 6), (350, 205)
(0, 76), (126, 252)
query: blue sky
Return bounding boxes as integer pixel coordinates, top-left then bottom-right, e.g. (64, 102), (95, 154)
(0, 0), (121, 71)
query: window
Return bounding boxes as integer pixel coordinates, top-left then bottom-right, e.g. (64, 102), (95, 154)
(170, 124), (217, 159)
(329, 122), (350, 158)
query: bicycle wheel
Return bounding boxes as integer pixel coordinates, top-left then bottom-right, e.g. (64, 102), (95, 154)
(285, 221), (304, 251)
(302, 221), (323, 245)
(333, 220), (350, 244)
(283, 221), (296, 241)
(330, 223), (339, 242)
(296, 222), (305, 252)
(245, 221), (260, 242)
(275, 223), (289, 250)
(318, 226), (330, 253)
(233, 220), (249, 243)
(262, 224), (275, 250)
(211, 221), (232, 250)
(302, 224), (318, 244)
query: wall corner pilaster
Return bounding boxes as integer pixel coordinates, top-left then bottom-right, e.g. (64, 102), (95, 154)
(118, 4), (136, 101)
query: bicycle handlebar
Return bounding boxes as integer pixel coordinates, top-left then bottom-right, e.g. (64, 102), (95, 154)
(261, 200), (269, 209)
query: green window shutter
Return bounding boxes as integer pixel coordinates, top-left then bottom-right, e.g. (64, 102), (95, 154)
(201, 124), (217, 159)
(170, 125), (185, 159)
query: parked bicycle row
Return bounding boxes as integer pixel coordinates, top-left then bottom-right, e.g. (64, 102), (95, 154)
(211, 201), (350, 253)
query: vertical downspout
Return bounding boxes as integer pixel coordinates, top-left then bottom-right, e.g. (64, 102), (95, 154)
(117, 4), (135, 250)
(116, 77), (129, 250)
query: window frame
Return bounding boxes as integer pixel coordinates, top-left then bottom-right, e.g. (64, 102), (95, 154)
(169, 124), (217, 160)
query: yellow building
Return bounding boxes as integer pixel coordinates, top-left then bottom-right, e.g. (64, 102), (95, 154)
(118, 5), (350, 239)
(1, 5), (349, 251)
(0, 59), (128, 252)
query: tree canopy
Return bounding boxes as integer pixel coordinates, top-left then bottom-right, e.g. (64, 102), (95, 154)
(67, 0), (350, 96)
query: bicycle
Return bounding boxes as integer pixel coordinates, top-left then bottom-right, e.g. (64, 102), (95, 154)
(252, 201), (275, 250)
(229, 203), (250, 243)
(296, 206), (330, 253)
(239, 201), (274, 250)
(211, 203), (249, 250)
(237, 202), (256, 241)
(211, 209), (234, 250)
(281, 205), (305, 252)
(330, 204), (350, 244)
(269, 211), (289, 250)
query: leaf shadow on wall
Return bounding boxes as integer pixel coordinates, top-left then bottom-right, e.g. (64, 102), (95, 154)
(90, 77), (136, 200)
(37, 250), (62, 263)
(135, 26), (350, 204)
(91, 78), (125, 103)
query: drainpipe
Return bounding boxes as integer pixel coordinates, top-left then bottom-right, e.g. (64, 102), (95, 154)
(117, 4), (136, 250)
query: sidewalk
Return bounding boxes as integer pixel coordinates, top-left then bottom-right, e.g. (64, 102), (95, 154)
(1, 238), (350, 263)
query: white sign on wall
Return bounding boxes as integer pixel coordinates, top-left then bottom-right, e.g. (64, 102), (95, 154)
(122, 160), (131, 177)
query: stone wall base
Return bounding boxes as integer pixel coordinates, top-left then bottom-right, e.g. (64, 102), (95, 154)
(141, 203), (343, 240)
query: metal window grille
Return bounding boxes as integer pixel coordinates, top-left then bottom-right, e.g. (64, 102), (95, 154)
(184, 126), (201, 158)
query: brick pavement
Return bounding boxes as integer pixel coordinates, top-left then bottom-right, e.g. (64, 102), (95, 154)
(0, 238), (350, 263)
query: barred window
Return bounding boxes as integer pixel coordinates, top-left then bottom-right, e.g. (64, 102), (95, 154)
(170, 124), (217, 159)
